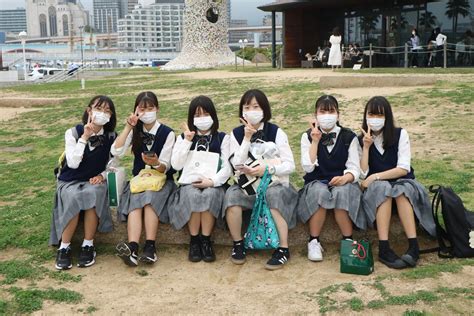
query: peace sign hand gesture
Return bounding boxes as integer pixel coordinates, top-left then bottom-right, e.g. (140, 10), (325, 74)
(82, 112), (95, 141)
(361, 126), (373, 149)
(127, 107), (144, 128)
(309, 119), (322, 143)
(182, 122), (195, 142)
(240, 117), (257, 140)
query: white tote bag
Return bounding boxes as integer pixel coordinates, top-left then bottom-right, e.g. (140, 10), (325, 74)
(178, 149), (220, 185)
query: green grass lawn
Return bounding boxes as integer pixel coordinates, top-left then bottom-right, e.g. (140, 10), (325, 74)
(0, 68), (473, 314)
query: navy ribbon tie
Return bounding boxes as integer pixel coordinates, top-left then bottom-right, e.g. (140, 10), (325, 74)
(88, 135), (105, 147)
(321, 132), (336, 146)
(195, 135), (211, 151)
(250, 130), (265, 143)
(141, 132), (155, 146)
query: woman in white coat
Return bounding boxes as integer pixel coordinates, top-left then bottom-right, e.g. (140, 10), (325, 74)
(328, 27), (342, 71)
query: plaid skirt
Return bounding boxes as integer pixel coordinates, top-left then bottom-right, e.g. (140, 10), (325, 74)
(49, 180), (112, 246)
(361, 179), (436, 237)
(297, 181), (366, 230)
(223, 184), (298, 229)
(167, 185), (225, 230)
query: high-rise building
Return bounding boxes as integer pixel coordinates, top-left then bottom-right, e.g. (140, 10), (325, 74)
(128, 0), (139, 13)
(26, 0), (88, 38)
(118, 0), (184, 52)
(93, 0), (135, 33)
(0, 9), (27, 34)
(229, 19), (248, 43)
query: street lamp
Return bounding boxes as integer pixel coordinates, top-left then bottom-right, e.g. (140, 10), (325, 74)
(18, 31), (27, 80)
(78, 26), (84, 67)
(239, 38), (248, 68)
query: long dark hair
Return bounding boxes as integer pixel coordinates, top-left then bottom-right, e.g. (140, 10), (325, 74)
(362, 96), (396, 149)
(332, 27), (341, 37)
(131, 91), (159, 155)
(188, 95), (219, 135)
(239, 89), (272, 123)
(411, 28), (419, 38)
(82, 95), (116, 132)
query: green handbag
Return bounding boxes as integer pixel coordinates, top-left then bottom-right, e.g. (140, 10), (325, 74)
(340, 239), (374, 275)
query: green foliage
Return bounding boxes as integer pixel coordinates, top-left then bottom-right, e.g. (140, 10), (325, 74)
(8, 287), (82, 313)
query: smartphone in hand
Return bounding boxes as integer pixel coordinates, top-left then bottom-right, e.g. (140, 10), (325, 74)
(143, 151), (155, 158)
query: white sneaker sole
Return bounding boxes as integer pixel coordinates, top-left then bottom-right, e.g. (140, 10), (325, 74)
(55, 263), (72, 270)
(116, 242), (138, 267)
(308, 256), (323, 262)
(77, 252), (96, 268)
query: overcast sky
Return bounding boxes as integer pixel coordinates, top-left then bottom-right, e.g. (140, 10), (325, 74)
(0, 0), (272, 25)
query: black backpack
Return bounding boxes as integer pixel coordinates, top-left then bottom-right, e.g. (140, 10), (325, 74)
(427, 185), (474, 258)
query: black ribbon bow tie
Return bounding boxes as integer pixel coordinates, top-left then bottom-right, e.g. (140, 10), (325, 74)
(250, 130), (265, 143)
(321, 132), (337, 146)
(195, 135), (211, 151)
(88, 135), (105, 147)
(141, 132), (155, 146)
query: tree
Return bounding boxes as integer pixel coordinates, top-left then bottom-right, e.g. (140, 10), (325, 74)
(84, 25), (94, 33)
(445, 0), (471, 33)
(359, 14), (379, 44)
(419, 11), (438, 30)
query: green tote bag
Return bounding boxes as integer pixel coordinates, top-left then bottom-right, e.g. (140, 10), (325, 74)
(340, 239), (374, 275)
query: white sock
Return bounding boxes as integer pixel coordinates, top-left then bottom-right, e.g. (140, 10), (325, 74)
(82, 239), (94, 247)
(59, 242), (71, 250)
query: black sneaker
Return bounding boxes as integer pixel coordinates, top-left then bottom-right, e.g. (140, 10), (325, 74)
(265, 248), (290, 270)
(379, 248), (407, 269)
(231, 241), (246, 265)
(55, 247), (73, 270)
(139, 243), (157, 264)
(189, 241), (202, 262)
(77, 245), (96, 268)
(116, 242), (138, 267)
(201, 238), (216, 263)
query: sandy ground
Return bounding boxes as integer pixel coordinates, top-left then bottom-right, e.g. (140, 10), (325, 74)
(1, 246), (465, 315)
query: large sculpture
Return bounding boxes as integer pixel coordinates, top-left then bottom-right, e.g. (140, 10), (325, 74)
(162, 0), (236, 70)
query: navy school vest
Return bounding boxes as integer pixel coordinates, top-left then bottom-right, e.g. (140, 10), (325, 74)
(303, 127), (356, 185)
(232, 122), (279, 145)
(132, 124), (175, 180)
(184, 131), (227, 154)
(59, 124), (116, 182)
(358, 128), (415, 181)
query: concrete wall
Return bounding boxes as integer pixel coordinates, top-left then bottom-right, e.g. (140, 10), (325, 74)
(0, 71), (19, 82)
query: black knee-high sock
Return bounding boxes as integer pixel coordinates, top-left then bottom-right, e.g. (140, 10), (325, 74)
(190, 235), (200, 244)
(129, 242), (139, 253)
(378, 240), (390, 254)
(407, 238), (419, 258)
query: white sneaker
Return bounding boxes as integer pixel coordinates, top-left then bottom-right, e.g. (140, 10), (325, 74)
(308, 239), (324, 261)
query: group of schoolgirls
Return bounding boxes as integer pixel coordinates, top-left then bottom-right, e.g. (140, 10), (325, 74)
(50, 89), (436, 272)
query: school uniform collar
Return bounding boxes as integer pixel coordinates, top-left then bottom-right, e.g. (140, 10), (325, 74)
(321, 125), (340, 136)
(142, 121), (161, 135)
(91, 128), (105, 136)
(197, 130), (212, 136)
(256, 122), (265, 131)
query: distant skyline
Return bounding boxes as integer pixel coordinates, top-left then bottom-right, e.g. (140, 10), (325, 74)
(0, 0), (272, 25)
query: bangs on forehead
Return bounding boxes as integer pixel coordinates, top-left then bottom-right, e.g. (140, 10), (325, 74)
(242, 94), (257, 105)
(92, 97), (109, 109)
(139, 98), (156, 108)
(316, 96), (338, 111)
(367, 102), (385, 115)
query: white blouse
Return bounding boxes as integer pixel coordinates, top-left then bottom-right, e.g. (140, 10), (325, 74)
(171, 132), (232, 187)
(359, 128), (411, 179)
(300, 125), (360, 182)
(229, 123), (295, 186)
(111, 121), (175, 172)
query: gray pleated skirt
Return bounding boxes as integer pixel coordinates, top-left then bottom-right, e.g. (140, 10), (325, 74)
(297, 181), (366, 230)
(361, 179), (436, 237)
(223, 184), (298, 229)
(117, 180), (176, 223)
(49, 180), (113, 246)
(167, 185), (225, 230)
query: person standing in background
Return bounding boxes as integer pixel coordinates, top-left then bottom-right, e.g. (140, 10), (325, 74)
(328, 27), (342, 71)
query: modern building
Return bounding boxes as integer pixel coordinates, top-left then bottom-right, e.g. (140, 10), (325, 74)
(117, 0), (185, 52)
(0, 9), (27, 34)
(93, 0), (122, 33)
(259, 0), (474, 67)
(26, 0), (89, 38)
(229, 19), (249, 43)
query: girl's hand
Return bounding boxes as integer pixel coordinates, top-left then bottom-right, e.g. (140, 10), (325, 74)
(89, 174), (104, 185)
(192, 178), (214, 189)
(182, 122), (195, 142)
(82, 112), (95, 141)
(240, 117), (257, 140)
(142, 152), (160, 166)
(361, 126), (373, 149)
(329, 175), (349, 187)
(127, 107), (144, 127)
(361, 174), (377, 190)
(309, 119), (321, 143)
(248, 164), (266, 177)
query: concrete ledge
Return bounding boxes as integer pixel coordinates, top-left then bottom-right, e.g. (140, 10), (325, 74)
(82, 209), (426, 247)
(319, 75), (438, 89)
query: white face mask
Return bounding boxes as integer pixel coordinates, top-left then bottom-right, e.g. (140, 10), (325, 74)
(317, 114), (338, 130)
(92, 110), (110, 126)
(140, 111), (157, 124)
(243, 110), (263, 125)
(367, 118), (385, 132)
(193, 116), (214, 131)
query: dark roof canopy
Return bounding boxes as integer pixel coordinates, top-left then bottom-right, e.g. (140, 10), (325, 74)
(258, 0), (432, 11)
